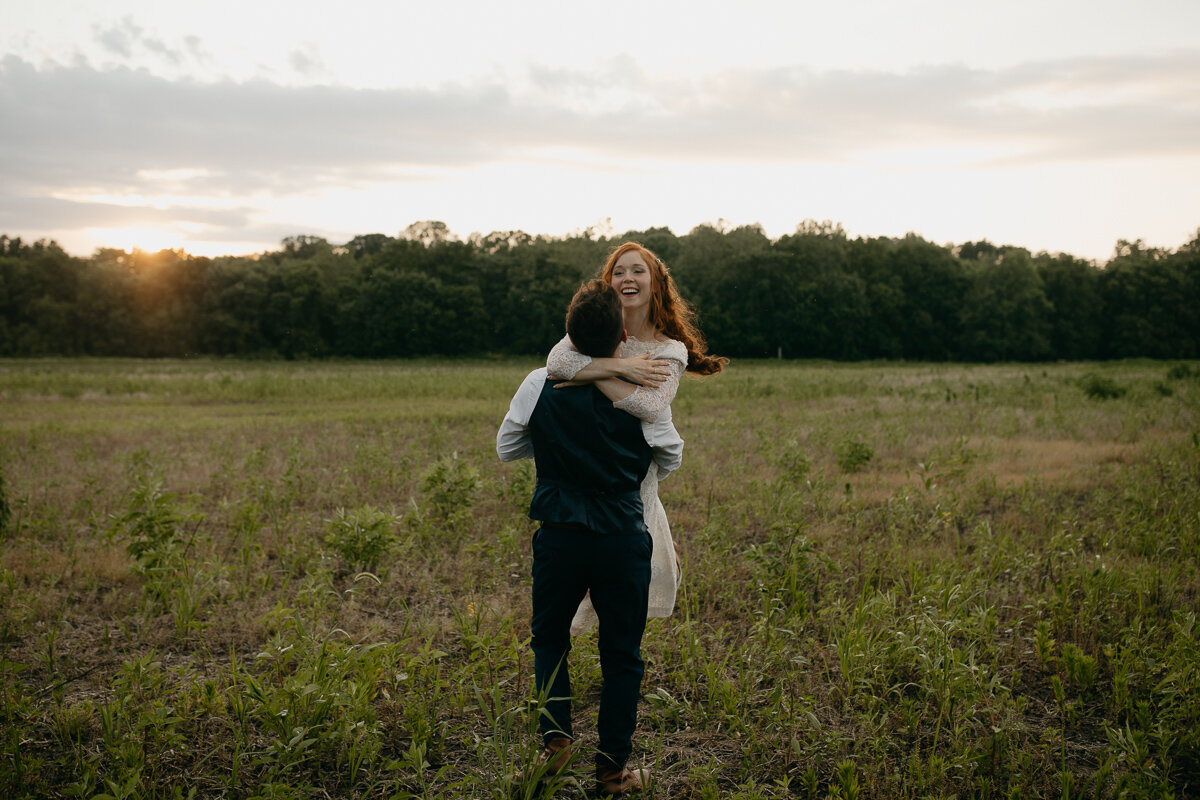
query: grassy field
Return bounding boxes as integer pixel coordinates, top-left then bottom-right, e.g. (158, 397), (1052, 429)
(1, 358), (1198, 799)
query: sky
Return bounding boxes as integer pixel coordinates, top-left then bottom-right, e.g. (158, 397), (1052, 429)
(2, 0), (1198, 262)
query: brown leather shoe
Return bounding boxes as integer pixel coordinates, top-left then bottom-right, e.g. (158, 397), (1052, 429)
(596, 764), (647, 795)
(540, 736), (575, 773)
(520, 736), (574, 782)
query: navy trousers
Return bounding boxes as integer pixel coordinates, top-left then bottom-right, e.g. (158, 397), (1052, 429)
(530, 524), (652, 770)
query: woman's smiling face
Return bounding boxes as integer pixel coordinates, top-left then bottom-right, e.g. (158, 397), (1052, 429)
(610, 250), (652, 313)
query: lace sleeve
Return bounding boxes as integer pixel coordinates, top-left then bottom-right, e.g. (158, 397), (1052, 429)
(613, 340), (687, 422)
(546, 335), (592, 380)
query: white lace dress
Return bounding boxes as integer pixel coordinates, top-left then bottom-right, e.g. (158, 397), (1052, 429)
(546, 334), (688, 634)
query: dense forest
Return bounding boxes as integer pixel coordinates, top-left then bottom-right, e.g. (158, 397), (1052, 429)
(1, 221), (1197, 361)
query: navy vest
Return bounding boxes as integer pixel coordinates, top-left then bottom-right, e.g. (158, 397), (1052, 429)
(528, 379), (650, 535)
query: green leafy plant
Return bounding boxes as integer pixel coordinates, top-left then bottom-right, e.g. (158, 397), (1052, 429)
(835, 439), (874, 473)
(1080, 373), (1126, 399)
(323, 506), (398, 573)
(773, 438), (812, 482)
(419, 452), (482, 529)
(1165, 363), (1195, 380)
(111, 477), (202, 618)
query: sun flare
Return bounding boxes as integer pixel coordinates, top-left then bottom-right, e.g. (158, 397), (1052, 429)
(87, 226), (187, 254)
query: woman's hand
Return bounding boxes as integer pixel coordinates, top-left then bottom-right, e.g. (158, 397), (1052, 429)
(618, 353), (672, 387)
(550, 353), (671, 387)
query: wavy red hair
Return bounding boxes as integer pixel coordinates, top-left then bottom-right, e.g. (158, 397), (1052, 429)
(600, 242), (727, 376)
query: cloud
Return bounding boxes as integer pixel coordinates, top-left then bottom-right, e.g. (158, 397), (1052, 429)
(0, 194), (254, 231)
(1, 51), (1197, 238)
(95, 20), (135, 59)
(0, 191), (335, 252)
(0, 57), (535, 196)
(93, 17), (183, 67)
(288, 43), (330, 81)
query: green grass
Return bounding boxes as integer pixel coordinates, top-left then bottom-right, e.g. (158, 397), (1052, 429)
(1, 357), (1198, 798)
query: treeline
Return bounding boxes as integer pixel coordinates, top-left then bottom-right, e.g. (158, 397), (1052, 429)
(2, 221), (1198, 361)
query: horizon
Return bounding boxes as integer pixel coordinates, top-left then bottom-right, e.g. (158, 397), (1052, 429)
(4, 217), (1196, 266)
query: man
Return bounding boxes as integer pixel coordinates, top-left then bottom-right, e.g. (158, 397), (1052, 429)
(496, 279), (683, 795)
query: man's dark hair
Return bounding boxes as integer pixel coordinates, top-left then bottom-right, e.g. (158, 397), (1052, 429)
(565, 279), (624, 358)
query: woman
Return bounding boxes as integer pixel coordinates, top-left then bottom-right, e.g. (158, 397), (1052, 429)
(546, 241), (726, 633)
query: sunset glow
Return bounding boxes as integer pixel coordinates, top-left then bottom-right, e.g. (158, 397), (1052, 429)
(86, 227), (186, 255)
(3, 0), (1198, 261)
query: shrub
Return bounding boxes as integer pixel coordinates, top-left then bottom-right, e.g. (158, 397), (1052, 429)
(111, 477), (202, 615)
(777, 439), (812, 482)
(420, 452), (482, 525)
(1166, 363), (1196, 381)
(1080, 373), (1125, 400)
(499, 459), (536, 517)
(115, 479), (183, 572)
(324, 506), (398, 573)
(835, 439), (874, 473)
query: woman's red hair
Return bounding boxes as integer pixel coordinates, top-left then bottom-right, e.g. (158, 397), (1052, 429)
(600, 242), (727, 376)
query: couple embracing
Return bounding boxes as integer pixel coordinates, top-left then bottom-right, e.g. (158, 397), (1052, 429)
(497, 242), (725, 795)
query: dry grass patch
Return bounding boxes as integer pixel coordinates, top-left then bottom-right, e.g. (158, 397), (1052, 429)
(0, 540), (127, 587)
(985, 438), (1141, 489)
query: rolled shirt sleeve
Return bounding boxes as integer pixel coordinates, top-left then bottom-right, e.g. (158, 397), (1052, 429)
(496, 368), (547, 462)
(642, 407), (684, 480)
